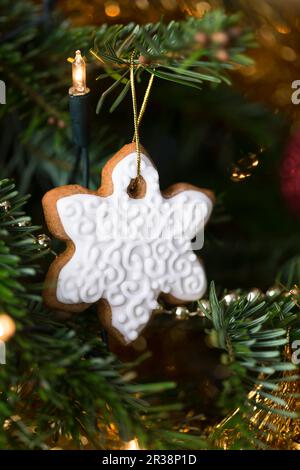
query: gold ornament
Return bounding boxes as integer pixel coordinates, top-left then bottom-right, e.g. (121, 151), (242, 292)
(207, 408), (240, 450)
(210, 347), (300, 450)
(175, 306), (190, 320)
(289, 286), (300, 295)
(0, 200), (11, 213)
(231, 152), (261, 182)
(223, 291), (239, 305)
(266, 286), (282, 297)
(286, 286), (300, 308)
(246, 288), (264, 302)
(153, 303), (165, 314)
(197, 299), (210, 316)
(36, 234), (51, 249)
(16, 219), (31, 228)
(248, 347), (300, 449)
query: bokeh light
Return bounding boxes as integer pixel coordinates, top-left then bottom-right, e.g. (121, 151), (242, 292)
(104, 1), (121, 18)
(0, 314), (16, 342)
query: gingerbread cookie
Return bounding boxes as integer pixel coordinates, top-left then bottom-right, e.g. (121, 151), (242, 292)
(42, 143), (214, 344)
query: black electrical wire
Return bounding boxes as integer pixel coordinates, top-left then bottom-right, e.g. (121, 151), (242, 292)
(82, 146), (89, 189)
(68, 146), (82, 185)
(100, 329), (109, 350)
(67, 146), (90, 188)
(68, 91), (109, 349)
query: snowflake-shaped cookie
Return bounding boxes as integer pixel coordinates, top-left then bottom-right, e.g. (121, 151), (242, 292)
(43, 143), (214, 344)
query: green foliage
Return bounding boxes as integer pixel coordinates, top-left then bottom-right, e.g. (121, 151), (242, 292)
(277, 256), (300, 289)
(1, 0), (299, 451)
(0, 179), (206, 450)
(91, 12), (255, 113)
(0, 0), (108, 192)
(201, 282), (300, 449)
(0, 179), (299, 450)
(1, 175), (298, 450)
(0, 2), (254, 194)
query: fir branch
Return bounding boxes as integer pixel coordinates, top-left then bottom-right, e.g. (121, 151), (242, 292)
(202, 282), (300, 449)
(91, 12), (255, 113)
(0, 178), (206, 450)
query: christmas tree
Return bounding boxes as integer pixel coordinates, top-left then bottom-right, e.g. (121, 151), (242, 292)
(0, 0), (299, 450)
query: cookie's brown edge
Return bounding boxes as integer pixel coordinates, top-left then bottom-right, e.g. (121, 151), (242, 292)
(43, 147), (214, 341)
(97, 299), (129, 346)
(99, 142), (152, 197)
(43, 242), (90, 313)
(97, 167), (215, 342)
(42, 144), (153, 323)
(163, 182), (215, 205)
(42, 185), (96, 312)
(161, 182), (214, 306)
(98, 293), (185, 346)
(42, 185), (97, 239)
(159, 292), (187, 306)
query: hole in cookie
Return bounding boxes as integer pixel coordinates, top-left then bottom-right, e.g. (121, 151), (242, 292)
(127, 176), (146, 199)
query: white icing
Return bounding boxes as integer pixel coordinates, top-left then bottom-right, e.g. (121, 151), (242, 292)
(56, 152), (213, 343)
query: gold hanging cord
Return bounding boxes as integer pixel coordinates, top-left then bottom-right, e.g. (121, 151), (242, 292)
(130, 51), (154, 177)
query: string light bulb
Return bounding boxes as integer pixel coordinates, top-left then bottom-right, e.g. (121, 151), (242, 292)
(124, 438), (141, 450)
(69, 50), (90, 96)
(0, 314), (16, 342)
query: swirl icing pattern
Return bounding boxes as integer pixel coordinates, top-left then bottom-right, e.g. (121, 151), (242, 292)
(50, 150), (213, 343)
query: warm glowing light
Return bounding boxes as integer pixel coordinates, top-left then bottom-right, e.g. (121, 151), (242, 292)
(231, 169), (251, 182)
(136, 0), (149, 9)
(105, 1), (121, 17)
(160, 0), (177, 11)
(195, 1), (211, 18)
(69, 50), (89, 96)
(124, 438), (141, 450)
(241, 65), (256, 77)
(280, 46), (297, 62)
(80, 435), (89, 446)
(275, 23), (291, 34)
(273, 86), (291, 106)
(109, 422), (117, 432)
(0, 314), (16, 342)
(259, 26), (276, 46)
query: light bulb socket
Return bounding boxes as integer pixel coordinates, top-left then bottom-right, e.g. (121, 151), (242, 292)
(69, 91), (91, 148)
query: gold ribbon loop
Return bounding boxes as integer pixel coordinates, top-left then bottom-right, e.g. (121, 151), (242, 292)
(130, 51), (154, 177)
